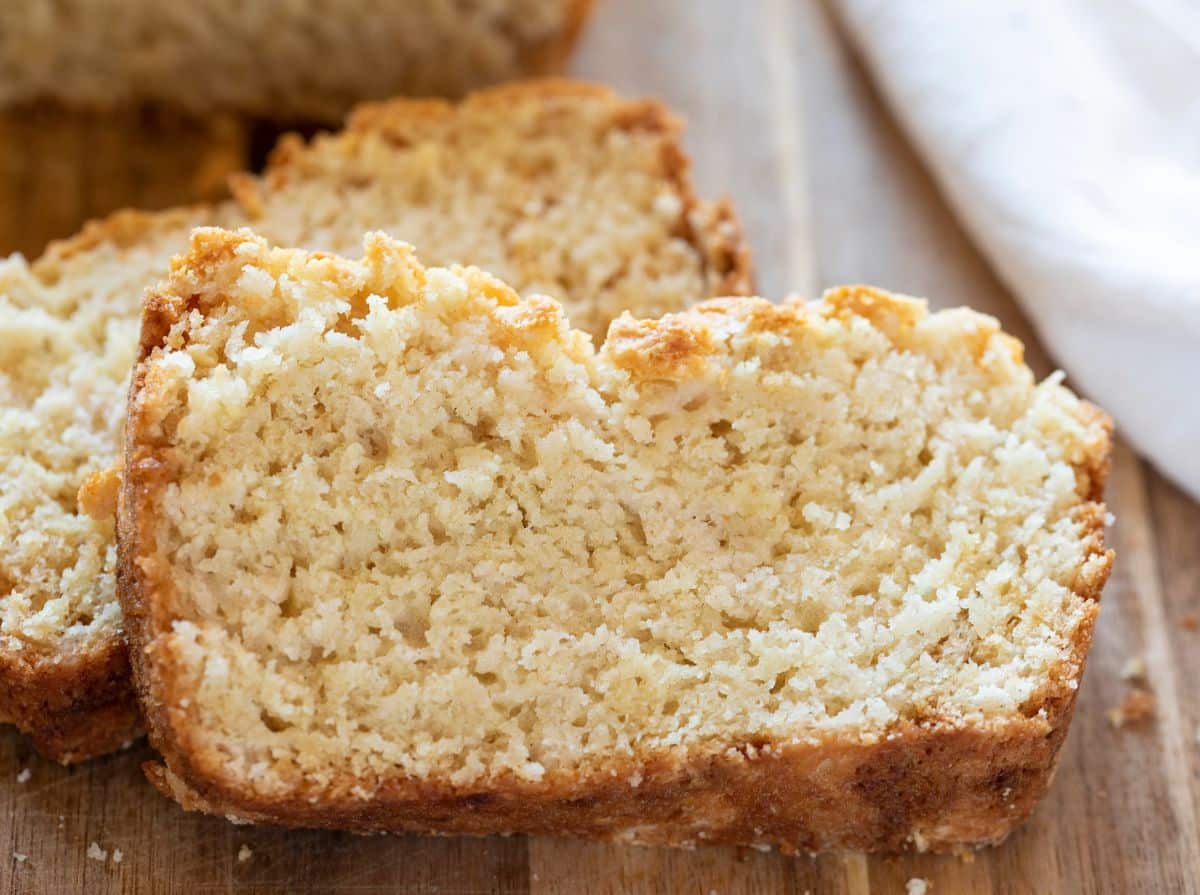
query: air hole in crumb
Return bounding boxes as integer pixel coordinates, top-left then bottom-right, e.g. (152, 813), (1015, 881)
(359, 427), (388, 459)
(398, 614), (429, 648)
(428, 518), (448, 545)
(708, 420), (742, 459)
(469, 419), (497, 443)
(260, 710), (289, 733)
(621, 504), (647, 548)
(279, 595), (301, 619)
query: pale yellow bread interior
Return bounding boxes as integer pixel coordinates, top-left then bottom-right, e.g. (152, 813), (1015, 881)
(125, 229), (1111, 798)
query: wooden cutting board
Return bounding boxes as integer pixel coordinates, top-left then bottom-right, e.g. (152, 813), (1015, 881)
(2, 2), (1197, 892)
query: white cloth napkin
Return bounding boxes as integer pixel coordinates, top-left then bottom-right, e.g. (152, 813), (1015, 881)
(830, 0), (1200, 499)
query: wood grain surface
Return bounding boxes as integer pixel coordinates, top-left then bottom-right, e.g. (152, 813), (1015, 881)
(0, 106), (245, 259)
(2, 1), (1197, 892)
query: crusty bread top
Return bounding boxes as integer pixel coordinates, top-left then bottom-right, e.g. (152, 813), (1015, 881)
(1, 81), (750, 692)
(121, 229), (1111, 806)
(0, 0), (595, 120)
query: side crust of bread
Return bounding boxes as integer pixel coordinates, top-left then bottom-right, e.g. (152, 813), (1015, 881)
(117, 239), (1112, 851)
(1, 80), (754, 762)
(0, 639), (139, 762)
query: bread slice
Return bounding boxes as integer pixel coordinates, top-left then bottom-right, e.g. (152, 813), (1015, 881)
(0, 81), (751, 762)
(119, 229), (1112, 853)
(0, 1), (594, 121)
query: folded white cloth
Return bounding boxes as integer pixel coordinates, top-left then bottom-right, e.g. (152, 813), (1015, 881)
(831, 0), (1200, 499)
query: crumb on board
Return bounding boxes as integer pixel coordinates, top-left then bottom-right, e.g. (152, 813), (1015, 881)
(1119, 656), (1145, 681)
(906, 879), (930, 895)
(112, 848), (123, 864)
(87, 842), (107, 862)
(13, 852), (28, 863)
(238, 844), (253, 863)
(16, 767), (31, 783)
(1107, 688), (1156, 727)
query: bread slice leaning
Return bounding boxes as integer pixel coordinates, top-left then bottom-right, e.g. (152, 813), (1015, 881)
(0, 0), (595, 121)
(120, 229), (1112, 853)
(0, 80), (751, 762)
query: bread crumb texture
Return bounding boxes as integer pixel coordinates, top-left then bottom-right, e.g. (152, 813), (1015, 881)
(0, 81), (746, 753)
(128, 230), (1112, 802)
(0, 0), (594, 120)
(1107, 688), (1155, 728)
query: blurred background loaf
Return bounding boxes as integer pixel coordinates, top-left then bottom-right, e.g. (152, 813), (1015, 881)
(0, 0), (594, 120)
(0, 0), (595, 256)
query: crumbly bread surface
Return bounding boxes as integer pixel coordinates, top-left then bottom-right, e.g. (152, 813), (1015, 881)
(0, 0), (594, 121)
(0, 81), (750, 760)
(120, 230), (1112, 851)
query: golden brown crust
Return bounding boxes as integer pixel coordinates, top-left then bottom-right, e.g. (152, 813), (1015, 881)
(77, 463), (123, 522)
(606, 314), (718, 381)
(701, 198), (756, 298)
(32, 208), (203, 273)
(118, 274), (1113, 852)
(135, 714), (1073, 853)
(0, 639), (140, 763)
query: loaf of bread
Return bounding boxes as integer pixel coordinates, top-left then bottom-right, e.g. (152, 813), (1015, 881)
(0, 81), (750, 761)
(120, 229), (1112, 853)
(0, 1), (594, 121)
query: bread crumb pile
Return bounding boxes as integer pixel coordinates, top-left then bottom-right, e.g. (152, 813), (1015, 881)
(131, 230), (1110, 796)
(0, 83), (738, 690)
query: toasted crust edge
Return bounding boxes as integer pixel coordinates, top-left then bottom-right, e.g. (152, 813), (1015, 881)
(118, 269), (1113, 852)
(0, 639), (140, 763)
(2, 79), (753, 762)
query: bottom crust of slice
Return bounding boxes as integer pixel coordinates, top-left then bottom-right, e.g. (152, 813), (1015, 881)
(140, 671), (1090, 853)
(0, 639), (140, 763)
